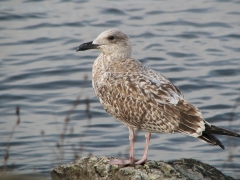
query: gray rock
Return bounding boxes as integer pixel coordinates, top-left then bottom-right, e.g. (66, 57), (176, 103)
(51, 156), (235, 180)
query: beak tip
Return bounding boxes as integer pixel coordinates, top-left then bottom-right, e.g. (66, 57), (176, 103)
(76, 41), (97, 52)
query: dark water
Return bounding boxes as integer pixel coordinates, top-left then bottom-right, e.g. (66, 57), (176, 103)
(0, 0), (240, 178)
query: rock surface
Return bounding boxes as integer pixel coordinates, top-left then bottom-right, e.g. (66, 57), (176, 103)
(51, 156), (235, 180)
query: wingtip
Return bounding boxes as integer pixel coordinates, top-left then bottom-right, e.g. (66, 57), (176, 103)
(220, 144), (225, 150)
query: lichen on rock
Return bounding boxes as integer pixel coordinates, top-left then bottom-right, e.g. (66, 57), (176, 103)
(51, 156), (235, 180)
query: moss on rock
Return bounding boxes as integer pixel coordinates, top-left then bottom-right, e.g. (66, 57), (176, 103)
(51, 156), (235, 180)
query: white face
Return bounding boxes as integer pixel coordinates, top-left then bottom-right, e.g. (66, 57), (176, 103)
(92, 29), (132, 57)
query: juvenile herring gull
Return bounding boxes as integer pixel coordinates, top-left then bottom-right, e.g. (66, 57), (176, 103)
(76, 29), (240, 165)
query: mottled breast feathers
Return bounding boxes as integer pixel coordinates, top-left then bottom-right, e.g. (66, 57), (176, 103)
(93, 57), (206, 137)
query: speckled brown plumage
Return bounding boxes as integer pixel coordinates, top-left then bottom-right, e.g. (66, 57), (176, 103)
(92, 57), (204, 136)
(76, 29), (240, 165)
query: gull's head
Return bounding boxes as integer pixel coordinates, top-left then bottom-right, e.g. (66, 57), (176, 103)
(76, 29), (132, 58)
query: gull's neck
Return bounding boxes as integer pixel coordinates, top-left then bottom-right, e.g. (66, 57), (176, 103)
(93, 52), (131, 73)
(104, 51), (131, 60)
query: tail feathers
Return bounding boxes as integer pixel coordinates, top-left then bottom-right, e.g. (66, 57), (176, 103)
(205, 125), (240, 137)
(198, 124), (240, 149)
(198, 132), (225, 149)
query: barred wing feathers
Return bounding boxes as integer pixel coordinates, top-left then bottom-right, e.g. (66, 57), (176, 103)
(94, 68), (206, 138)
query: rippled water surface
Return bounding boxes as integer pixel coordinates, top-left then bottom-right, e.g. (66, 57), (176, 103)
(1, 0), (240, 178)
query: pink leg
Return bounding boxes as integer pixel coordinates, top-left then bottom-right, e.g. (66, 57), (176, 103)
(109, 127), (135, 165)
(135, 132), (151, 165)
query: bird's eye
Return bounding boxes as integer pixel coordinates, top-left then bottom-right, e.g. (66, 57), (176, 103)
(108, 36), (115, 40)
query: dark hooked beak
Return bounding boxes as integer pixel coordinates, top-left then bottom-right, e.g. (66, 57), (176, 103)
(76, 41), (99, 52)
